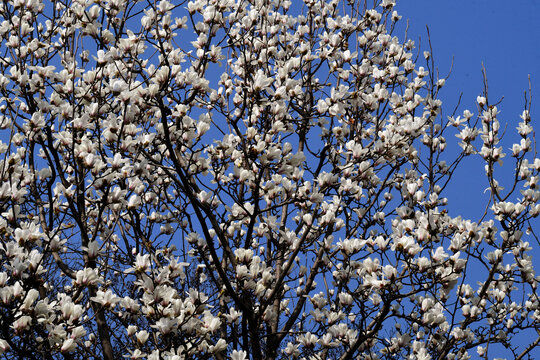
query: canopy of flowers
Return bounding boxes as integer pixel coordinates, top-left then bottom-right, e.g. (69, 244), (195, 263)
(0, 0), (538, 359)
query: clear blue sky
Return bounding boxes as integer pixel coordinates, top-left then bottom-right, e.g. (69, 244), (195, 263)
(395, 1), (540, 222)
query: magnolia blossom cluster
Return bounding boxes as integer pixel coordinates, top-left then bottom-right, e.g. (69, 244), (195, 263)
(0, 0), (538, 359)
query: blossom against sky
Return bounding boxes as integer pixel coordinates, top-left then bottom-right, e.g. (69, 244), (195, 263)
(396, 1), (540, 221)
(395, 5), (540, 355)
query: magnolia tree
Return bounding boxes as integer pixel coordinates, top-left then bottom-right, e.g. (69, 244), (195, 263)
(0, 0), (538, 359)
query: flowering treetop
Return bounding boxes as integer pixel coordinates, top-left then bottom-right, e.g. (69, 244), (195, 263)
(0, 0), (538, 359)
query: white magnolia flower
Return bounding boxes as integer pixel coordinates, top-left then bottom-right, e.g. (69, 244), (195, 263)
(90, 289), (121, 309)
(61, 339), (77, 353)
(231, 350), (247, 360)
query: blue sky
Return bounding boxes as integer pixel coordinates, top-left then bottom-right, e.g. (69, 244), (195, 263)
(395, 1), (540, 222)
(396, 0), (540, 116)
